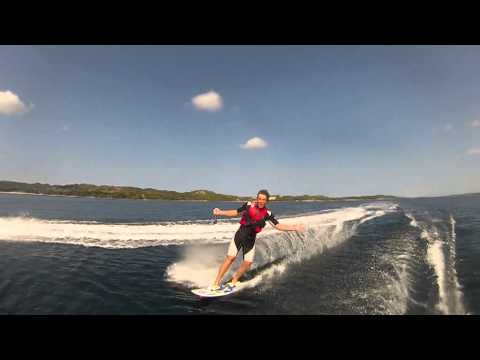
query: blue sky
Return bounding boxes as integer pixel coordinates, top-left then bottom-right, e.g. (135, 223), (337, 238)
(1, 45), (479, 197)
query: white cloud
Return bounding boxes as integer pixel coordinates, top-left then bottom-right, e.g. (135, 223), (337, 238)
(443, 123), (453, 132)
(471, 120), (480, 128)
(467, 148), (480, 156)
(0, 90), (29, 115)
(191, 91), (223, 112)
(241, 137), (268, 150)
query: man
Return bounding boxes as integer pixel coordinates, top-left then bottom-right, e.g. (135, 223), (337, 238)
(210, 189), (305, 292)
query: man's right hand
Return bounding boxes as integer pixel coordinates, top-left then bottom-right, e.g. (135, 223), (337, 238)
(213, 208), (222, 216)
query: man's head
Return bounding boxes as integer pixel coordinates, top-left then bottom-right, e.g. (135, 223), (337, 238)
(256, 189), (270, 208)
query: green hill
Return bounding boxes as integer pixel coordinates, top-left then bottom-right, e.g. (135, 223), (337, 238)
(0, 180), (395, 202)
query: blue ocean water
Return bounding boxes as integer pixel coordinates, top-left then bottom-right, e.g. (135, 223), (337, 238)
(0, 192), (478, 315)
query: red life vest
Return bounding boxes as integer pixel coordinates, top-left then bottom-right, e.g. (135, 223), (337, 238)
(239, 201), (270, 233)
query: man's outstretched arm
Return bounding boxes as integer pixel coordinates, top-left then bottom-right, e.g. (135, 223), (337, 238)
(267, 212), (305, 232)
(213, 202), (249, 217)
(213, 208), (240, 217)
(275, 223), (305, 232)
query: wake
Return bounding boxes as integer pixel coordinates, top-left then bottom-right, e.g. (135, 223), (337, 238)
(406, 213), (466, 314)
(167, 203), (396, 289)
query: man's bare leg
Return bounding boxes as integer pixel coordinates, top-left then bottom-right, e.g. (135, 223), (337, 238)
(231, 261), (252, 284)
(213, 256), (236, 286)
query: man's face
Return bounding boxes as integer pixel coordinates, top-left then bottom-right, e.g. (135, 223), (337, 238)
(257, 193), (268, 208)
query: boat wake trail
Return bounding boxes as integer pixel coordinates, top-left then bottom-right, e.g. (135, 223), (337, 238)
(167, 203), (396, 289)
(406, 213), (465, 314)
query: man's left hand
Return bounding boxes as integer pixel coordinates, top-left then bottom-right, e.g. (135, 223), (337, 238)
(296, 224), (306, 232)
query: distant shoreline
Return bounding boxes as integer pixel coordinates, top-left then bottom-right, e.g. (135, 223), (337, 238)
(0, 180), (395, 202)
(0, 191), (390, 202)
(0, 191), (230, 201)
(0, 191), (80, 198)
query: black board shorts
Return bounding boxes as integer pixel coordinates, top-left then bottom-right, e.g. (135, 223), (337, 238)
(227, 226), (257, 262)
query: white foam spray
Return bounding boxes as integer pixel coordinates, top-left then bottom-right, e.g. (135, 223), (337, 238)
(407, 213), (465, 314)
(448, 215), (466, 314)
(0, 216), (240, 248)
(167, 203), (395, 289)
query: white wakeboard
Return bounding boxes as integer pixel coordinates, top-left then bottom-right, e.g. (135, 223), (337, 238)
(191, 283), (246, 298)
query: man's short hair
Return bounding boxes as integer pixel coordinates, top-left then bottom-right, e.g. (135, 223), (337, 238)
(257, 189), (270, 200)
